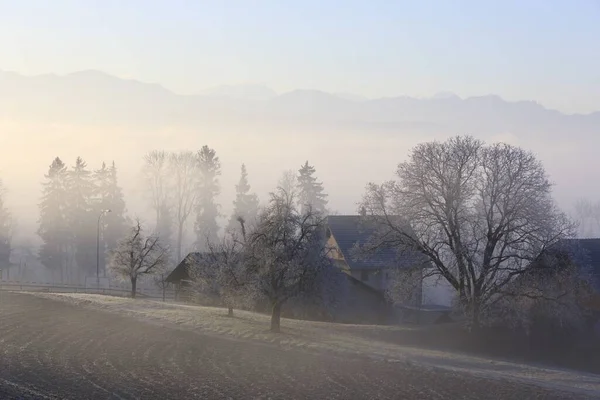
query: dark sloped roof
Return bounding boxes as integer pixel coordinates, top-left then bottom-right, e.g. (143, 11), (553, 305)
(326, 215), (426, 270)
(165, 252), (213, 283)
(552, 238), (600, 291)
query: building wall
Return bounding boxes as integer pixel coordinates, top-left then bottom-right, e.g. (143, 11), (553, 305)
(421, 271), (454, 306)
(348, 268), (387, 291)
(332, 275), (393, 324)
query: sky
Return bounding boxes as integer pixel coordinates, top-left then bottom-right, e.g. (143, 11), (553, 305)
(0, 1), (599, 113)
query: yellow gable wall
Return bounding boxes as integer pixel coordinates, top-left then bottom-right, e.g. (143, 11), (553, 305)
(327, 235), (345, 261)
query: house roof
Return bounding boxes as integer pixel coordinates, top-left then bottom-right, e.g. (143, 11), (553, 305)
(552, 238), (600, 290)
(165, 252), (213, 283)
(326, 215), (426, 270)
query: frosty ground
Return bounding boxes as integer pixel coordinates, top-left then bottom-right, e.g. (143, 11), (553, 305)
(0, 291), (597, 399)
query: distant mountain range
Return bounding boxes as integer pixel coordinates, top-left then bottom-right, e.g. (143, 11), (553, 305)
(0, 69), (598, 139)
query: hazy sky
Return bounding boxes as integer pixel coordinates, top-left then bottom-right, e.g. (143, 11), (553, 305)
(0, 1), (599, 113)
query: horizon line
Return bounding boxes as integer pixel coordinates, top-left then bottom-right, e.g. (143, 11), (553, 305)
(1, 68), (598, 117)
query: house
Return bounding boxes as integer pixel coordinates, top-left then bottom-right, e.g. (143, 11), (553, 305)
(531, 238), (600, 310)
(325, 215), (425, 295)
(325, 215), (431, 323)
(165, 252), (216, 302)
(165, 216), (431, 324)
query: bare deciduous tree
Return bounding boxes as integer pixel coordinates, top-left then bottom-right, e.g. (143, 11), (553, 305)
(109, 220), (170, 298)
(360, 135), (574, 328)
(142, 150), (170, 229)
(189, 229), (247, 317)
(169, 151), (199, 262)
(277, 170), (297, 198)
(385, 266), (424, 309)
(154, 272), (171, 302)
(244, 187), (334, 332)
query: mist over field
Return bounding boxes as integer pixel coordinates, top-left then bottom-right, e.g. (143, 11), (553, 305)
(2, 2), (600, 399)
(1, 70), (599, 252)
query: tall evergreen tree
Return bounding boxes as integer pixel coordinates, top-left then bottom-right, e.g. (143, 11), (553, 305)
(38, 157), (69, 282)
(297, 161), (328, 214)
(66, 157), (97, 281)
(0, 179), (11, 268)
(94, 161), (128, 276)
(227, 164), (259, 233)
(195, 145), (221, 250)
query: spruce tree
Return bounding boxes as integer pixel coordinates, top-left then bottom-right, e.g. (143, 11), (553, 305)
(94, 161), (128, 276)
(227, 164), (259, 234)
(38, 157), (69, 282)
(297, 161), (328, 214)
(105, 162), (128, 250)
(66, 157), (97, 281)
(195, 145), (221, 251)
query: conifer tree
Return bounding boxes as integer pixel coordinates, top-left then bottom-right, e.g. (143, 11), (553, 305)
(227, 164), (259, 233)
(297, 161), (328, 214)
(66, 157), (96, 281)
(38, 157), (69, 282)
(94, 161), (128, 276)
(195, 145), (221, 250)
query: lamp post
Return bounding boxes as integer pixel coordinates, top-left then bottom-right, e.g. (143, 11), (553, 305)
(97, 209), (111, 289)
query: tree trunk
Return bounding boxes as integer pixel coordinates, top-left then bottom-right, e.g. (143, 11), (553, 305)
(271, 302), (282, 333)
(228, 306), (234, 317)
(469, 301), (481, 332)
(177, 224), (183, 263)
(162, 286), (166, 302)
(131, 277), (137, 298)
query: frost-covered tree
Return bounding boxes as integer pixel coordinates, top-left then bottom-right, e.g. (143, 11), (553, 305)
(297, 161), (328, 214)
(244, 187), (334, 332)
(278, 170), (297, 197)
(195, 145), (221, 251)
(360, 136), (574, 328)
(66, 157), (97, 280)
(38, 157), (70, 282)
(142, 150), (170, 229)
(493, 243), (591, 339)
(169, 151), (199, 262)
(156, 202), (174, 253)
(0, 179), (12, 268)
(108, 220), (170, 298)
(227, 164), (259, 234)
(190, 229), (248, 317)
(154, 272), (171, 302)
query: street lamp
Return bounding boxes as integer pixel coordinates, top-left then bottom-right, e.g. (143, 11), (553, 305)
(97, 209), (111, 289)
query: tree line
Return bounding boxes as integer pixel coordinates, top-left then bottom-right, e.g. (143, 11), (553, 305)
(140, 147), (328, 263)
(31, 146), (329, 289)
(108, 180), (337, 333)
(109, 136), (590, 335)
(37, 157), (128, 283)
(0, 135), (592, 337)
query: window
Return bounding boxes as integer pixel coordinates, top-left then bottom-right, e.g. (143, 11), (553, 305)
(361, 270), (369, 281)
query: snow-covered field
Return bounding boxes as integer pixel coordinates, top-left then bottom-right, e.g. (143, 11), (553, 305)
(26, 291), (600, 397)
